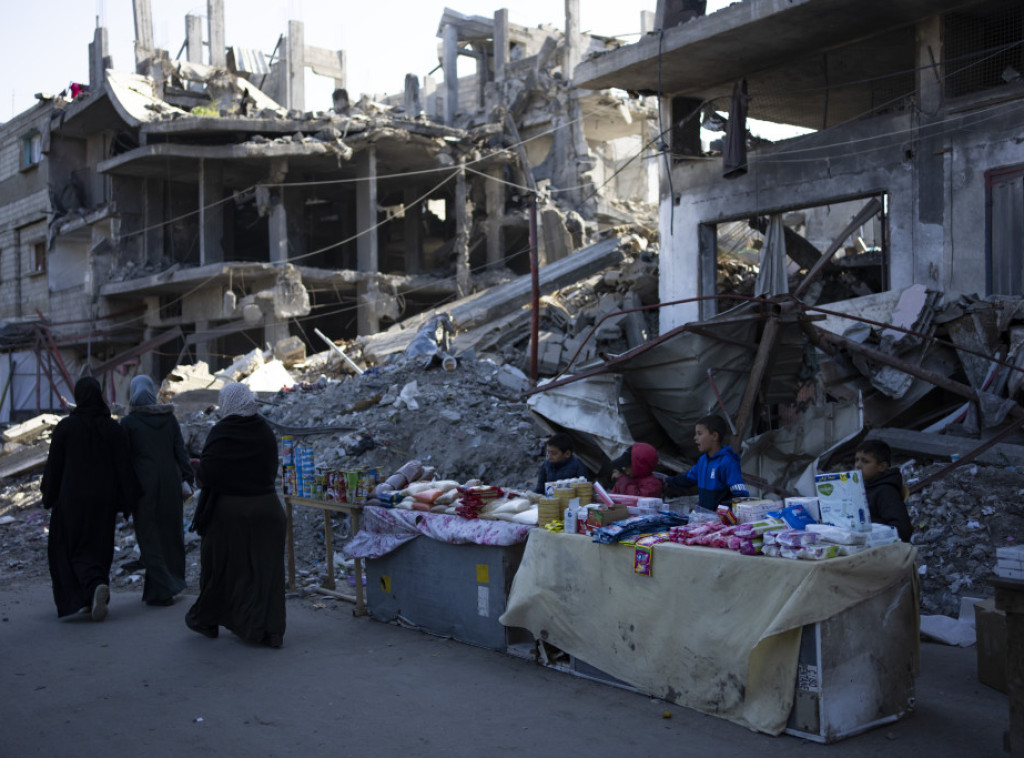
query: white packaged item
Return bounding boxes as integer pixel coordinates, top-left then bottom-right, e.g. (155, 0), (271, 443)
(733, 499), (777, 524)
(814, 471), (871, 532)
(997, 545), (1024, 579)
(784, 496), (821, 523)
(805, 523), (868, 546)
(864, 523), (899, 546)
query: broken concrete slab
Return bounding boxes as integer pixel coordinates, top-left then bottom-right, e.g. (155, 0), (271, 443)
(867, 427), (1024, 469)
(159, 361), (226, 401)
(0, 445), (50, 481)
(242, 360), (297, 392)
(359, 234), (632, 363)
(1, 415), (61, 446)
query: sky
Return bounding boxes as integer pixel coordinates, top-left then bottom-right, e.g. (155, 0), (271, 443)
(0, 0), (734, 122)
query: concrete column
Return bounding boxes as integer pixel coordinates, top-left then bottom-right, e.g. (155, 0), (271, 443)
(916, 16), (944, 114)
(264, 322), (290, 350)
(424, 75), (441, 121)
(454, 162), (470, 297)
(494, 9), (509, 83)
(403, 187), (422, 275)
(132, 0), (153, 73)
(287, 20), (306, 111)
(485, 167), (504, 270)
(144, 178), (165, 266)
(474, 44), (487, 108)
(564, 0), (581, 82)
(404, 74), (421, 117)
(356, 146), (380, 334)
(268, 158), (289, 264)
(443, 23), (459, 125)
(89, 26), (109, 89)
(186, 14), (204, 63)
(198, 159), (224, 265)
(207, 0), (226, 67)
(193, 319), (213, 368)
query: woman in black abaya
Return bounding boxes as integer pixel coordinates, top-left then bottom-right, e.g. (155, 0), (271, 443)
(42, 377), (139, 620)
(185, 383), (286, 647)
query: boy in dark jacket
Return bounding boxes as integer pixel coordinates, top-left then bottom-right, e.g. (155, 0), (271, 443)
(663, 415), (748, 511)
(855, 440), (913, 542)
(535, 433), (590, 494)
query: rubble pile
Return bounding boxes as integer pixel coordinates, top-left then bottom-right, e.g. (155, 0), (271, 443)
(907, 462), (1024, 616)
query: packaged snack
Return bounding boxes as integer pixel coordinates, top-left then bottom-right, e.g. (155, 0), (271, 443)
(717, 504), (738, 525)
(768, 504), (817, 529)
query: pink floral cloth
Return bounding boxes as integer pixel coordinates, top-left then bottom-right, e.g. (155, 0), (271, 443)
(343, 505), (533, 559)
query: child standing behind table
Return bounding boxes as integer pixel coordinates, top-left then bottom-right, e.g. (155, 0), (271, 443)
(535, 433), (590, 494)
(663, 415), (748, 510)
(610, 442), (663, 498)
(854, 439), (913, 543)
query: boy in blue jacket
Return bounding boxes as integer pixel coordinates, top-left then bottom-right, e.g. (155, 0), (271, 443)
(663, 415), (748, 510)
(535, 432), (590, 494)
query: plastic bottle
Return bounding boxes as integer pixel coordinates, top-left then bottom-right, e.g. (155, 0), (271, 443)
(563, 504), (577, 534)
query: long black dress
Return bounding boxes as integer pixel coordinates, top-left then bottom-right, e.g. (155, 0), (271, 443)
(41, 378), (139, 618)
(186, 413), (286, 644)
(121, 405), (194, 603)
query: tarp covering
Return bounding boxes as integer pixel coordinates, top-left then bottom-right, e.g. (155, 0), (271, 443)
(500, 530), (918, 735)
(344, 505), (533, 560)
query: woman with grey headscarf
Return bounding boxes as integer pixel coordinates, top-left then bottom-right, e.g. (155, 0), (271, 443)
(121, 375), (195, 606)
(185, 383), (286, 648)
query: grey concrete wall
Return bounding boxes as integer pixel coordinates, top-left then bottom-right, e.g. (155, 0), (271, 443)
(658, 101), (1024, 332)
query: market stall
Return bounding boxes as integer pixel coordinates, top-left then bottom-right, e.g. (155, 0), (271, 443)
(345, 505), (534, 650)
(499, 530), (919, 740)
(285, 496), (367, 615)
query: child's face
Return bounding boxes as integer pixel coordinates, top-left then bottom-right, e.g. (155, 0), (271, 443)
(694, 424), (719, 454)
(854, 451), (888, 482)
(546, 446), (572, 464)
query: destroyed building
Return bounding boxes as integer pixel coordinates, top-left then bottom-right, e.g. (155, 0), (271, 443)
(575, 0), (1024, 324)
(0, 1), (658, 422)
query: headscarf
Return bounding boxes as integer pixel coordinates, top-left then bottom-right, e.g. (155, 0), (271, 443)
(72, 376), (110, 418)
(217, 383), (258, 418)
(129, 375), (159, 407)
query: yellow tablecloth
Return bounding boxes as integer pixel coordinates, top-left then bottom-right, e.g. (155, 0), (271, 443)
(499, 530), (918, 734)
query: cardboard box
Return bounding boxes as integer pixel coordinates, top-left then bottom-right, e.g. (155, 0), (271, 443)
(974, 597), (1007, 693)
(784, 496), (821, 523)
(814, 471), (871, 532)
(586, 504), (629, 528)
(734, 499), (778, 524)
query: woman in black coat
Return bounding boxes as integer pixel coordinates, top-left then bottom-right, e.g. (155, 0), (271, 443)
(185, 383), (286, 647)
(41, 377), (139, 620)
(121, 375), (195, 606)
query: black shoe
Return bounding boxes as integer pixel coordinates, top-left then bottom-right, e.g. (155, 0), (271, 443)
(265, 633), (284, 648)
(146, 598), (175, 607)
(185, 614), (218, 638)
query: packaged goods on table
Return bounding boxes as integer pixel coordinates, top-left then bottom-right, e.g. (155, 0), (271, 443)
(814, 470), (871, 532)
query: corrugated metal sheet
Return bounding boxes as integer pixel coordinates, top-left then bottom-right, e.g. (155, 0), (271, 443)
(230, 46), (270, 76)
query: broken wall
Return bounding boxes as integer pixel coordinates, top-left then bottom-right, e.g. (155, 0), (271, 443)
(659, 102), (1024, 333)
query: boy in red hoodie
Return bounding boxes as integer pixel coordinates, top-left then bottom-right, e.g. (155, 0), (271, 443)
(610, 442), (663, 497)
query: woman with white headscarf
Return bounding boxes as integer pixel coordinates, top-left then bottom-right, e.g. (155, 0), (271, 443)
(121, 375), (195, 606)
(185, 383), (286, 648)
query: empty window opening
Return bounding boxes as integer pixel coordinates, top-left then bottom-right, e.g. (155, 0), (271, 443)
(702, 194), (888, 317)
